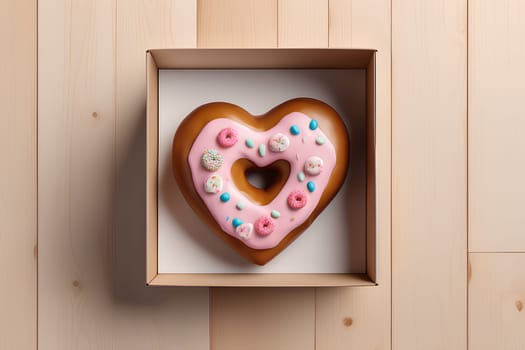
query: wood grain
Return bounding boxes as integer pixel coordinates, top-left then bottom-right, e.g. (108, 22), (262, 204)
(38, 0), (208, 349)
(328, 0), (352, 48)
(392, 0), (468, 349)
(0, 0), (37, 349)
(315, 1), (392, 348)
(198, 0), (277, 47)
(210, 284), (314, 350)
(469, 0), (525, 252)
(211, 288), (315, 350)
(469, 253), (525, 350)
(278, 0), (328, 47)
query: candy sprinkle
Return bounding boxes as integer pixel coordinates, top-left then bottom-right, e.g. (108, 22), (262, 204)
(220, 192), (231, 202)
(271, 210), (281, 219)
(245, 138), (255, 148)
(315, 136), (326, 145)
(307, 181), (316, 193)
(232, 218), (243, 228)
(268, 133), (290, 152)
(258, 144), (266, 157)
(201, 149), (224, 171)
(236, 223), (253, 240)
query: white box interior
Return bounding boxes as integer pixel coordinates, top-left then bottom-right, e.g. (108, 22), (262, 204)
(158, 69), (366, 273)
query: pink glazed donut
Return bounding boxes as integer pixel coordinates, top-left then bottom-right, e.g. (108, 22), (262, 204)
(172, 98), (350, 265)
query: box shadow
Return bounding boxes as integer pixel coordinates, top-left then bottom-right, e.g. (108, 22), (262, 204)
(112, 109), (206, 302)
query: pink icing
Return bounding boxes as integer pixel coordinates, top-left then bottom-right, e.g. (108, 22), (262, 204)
(287, 190), (308, 209)
(254, 215), (275, 236)
(217, 127), (238, 147)
(187, 112), (337, 250)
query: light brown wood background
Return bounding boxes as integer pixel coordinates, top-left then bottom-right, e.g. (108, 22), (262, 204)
(1, 0), (523, 349)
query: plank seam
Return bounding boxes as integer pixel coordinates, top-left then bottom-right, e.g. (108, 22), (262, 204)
(466, 1), (470, 350)
(36, 0), (40, 348)
(385, 0), (393, 340)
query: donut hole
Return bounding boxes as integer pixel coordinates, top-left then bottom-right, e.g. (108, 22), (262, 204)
(245, 167), (281, 190)
(231, 159), (290, 206)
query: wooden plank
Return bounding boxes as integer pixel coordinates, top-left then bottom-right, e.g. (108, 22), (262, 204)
(211, 288), (315, 350)
(38, 0), (208, 349)
(391, 0), (468, 349)
(469, 253), (525, 349)
(328, 0), (352, 48)
(115, 1), (209, 349)
(197, 0), (277, 47)
(198, 2), (316, 349)
(315, 1), (391, 348)
(469, 0), (525, 252)
(278, 0), (328, 47)
(0, 0), (37, 349)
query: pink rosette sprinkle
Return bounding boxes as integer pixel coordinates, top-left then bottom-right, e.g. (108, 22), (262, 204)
(287, 190), (307, 209)
(217, 128), (238, 147)
(254, 215), (275, 236)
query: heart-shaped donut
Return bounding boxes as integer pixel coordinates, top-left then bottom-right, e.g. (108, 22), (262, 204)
(172, 98), (349, 265)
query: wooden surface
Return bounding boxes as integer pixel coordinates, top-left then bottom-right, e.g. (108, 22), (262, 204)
(469, 253), (525, 350)
(467, 0), (525, 348)
(392, 0), (468, 349)
(2, 0), (524, 348)
(0, 0), (37, 349)
(278, 0), (328, 47)
(198, 0), (277, 47)
(469, 0), (525, 252)
(211, 288), (316, 350)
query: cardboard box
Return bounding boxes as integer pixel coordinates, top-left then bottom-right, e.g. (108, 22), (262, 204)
(146, 48), (377, 287)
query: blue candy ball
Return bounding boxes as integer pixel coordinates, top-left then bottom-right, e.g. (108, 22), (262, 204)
(307, 181), (316, 193)
(232, 218), (243, 228)
(289, 125), (300, 135)
(220, 192), (230, 202)
(309, 119), (318, 130)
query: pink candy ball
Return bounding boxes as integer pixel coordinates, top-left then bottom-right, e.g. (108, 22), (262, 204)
(254, 215), (275, 236)
(287, 190), (307, 209)
(217, 128), (238, 147)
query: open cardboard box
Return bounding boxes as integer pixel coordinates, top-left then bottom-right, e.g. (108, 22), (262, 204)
(146, 48), (377, 287)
